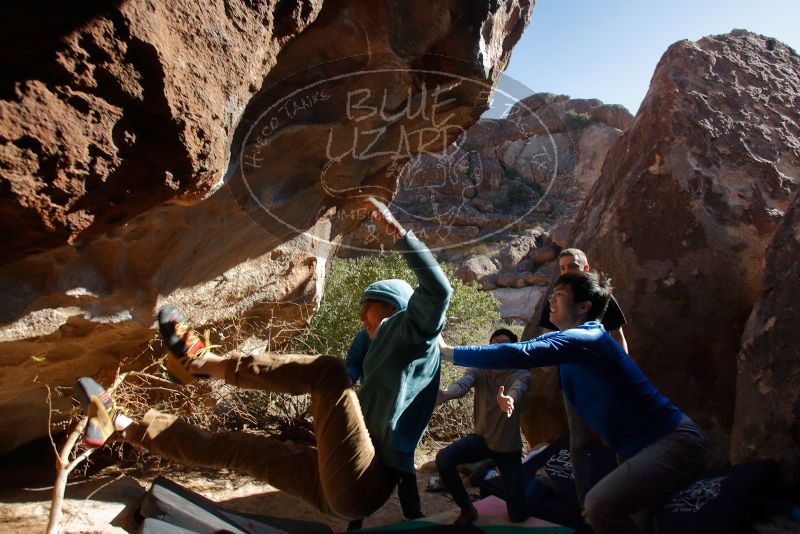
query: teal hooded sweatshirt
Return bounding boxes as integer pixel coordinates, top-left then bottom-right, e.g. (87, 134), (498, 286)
(358, 231), (452, 473)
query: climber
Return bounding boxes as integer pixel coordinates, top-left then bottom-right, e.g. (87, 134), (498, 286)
(76, 197), (452, 521)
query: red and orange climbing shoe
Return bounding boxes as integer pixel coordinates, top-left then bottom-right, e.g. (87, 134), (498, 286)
(157, 305), (215, 384)
(75, 377), (117, 448)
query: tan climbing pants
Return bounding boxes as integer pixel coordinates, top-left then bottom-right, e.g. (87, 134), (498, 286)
(122, 354), (395, 519)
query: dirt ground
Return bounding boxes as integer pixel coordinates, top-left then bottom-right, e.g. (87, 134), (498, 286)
(0, 445), (464, 533)
(3, 442), (798, 533)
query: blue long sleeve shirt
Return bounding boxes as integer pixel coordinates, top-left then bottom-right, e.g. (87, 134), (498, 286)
(345, 328), (370, 384)
(453, 321), (682, 459)
(359, 231), (453, 472)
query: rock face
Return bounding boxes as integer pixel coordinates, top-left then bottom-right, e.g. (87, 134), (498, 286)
(343, 93), (631, 253)
(730, 191), (800, 483)
(386, 93), (633, 324)
(1, 0), (324, 262)
(489, 286), (547, 324)
(0, 0), (533, 452)
(564, 31), (800, 462)
(340, 93), (630, 328)
(454, 255), (499, 285)
(342, 93), (631, 326)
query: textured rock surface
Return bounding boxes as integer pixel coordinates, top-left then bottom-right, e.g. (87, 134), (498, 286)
(561, 31), (800, 462)
(1, 0), (324, 262)
(343, 94), (627, 270)
(496, 232), (539, 268)
(342, 93), (627, 329)
(505, 94), (633, 136)
(529, 244), (557, 264)
(547, 123), (621, 245)
(489, 286), (546, 323)
(454, 254), (499, 285)
(0, 0), (533, 452)
(0, 209), (334, 454)
(730, 191), (800, 483)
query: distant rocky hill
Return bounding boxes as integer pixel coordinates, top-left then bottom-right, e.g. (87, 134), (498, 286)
(342, 93), (633, 322)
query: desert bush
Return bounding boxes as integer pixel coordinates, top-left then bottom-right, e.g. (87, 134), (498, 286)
(297, 252), (501, 356)
(62, 316), (320, 475)
(425, 360), (475, 447)
(460, 243), (498, 258)
(563, 110), (594, 130)
(525, 179), (545, 196)
(483, 181), (538, 213)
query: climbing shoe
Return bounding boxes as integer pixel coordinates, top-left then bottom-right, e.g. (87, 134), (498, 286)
(75, 377), (116, 448)
(157, 305), (215, 384)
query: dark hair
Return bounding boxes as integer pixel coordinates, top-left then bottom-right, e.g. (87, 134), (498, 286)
(554, 271), (613, 321)
(489, 328), (518, 343)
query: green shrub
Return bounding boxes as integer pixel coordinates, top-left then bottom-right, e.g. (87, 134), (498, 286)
(461, 243), (497, 258)
(294, 252), (503, 444)
(426, 360), (474, 444)
(298, 252), (501, 357)
(526, 179), (544, 196)
(563, 110), (594, 130)
(508, 181), (533, 200)
(484, 187), (513, 212)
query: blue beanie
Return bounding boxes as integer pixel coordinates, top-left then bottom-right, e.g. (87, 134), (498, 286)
(361, 279), (414, 312)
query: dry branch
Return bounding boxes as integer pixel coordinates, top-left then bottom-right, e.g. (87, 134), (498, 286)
(45, 372), (128, 534)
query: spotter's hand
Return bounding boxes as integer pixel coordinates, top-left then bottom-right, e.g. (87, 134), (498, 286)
(496, 385), (514, 417)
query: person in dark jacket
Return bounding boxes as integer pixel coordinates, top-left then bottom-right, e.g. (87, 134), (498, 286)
(435, 328), (531, 524)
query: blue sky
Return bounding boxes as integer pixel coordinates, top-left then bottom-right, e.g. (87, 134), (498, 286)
(488, 0), (800, 117)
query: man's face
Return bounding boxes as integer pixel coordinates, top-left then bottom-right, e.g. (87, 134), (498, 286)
(548, 283), (586, 329)
(558, 254), (589, 275)
(490, 334), (512, 344)
(360, 300), (396, 339)
(488, 333), (513, 375)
